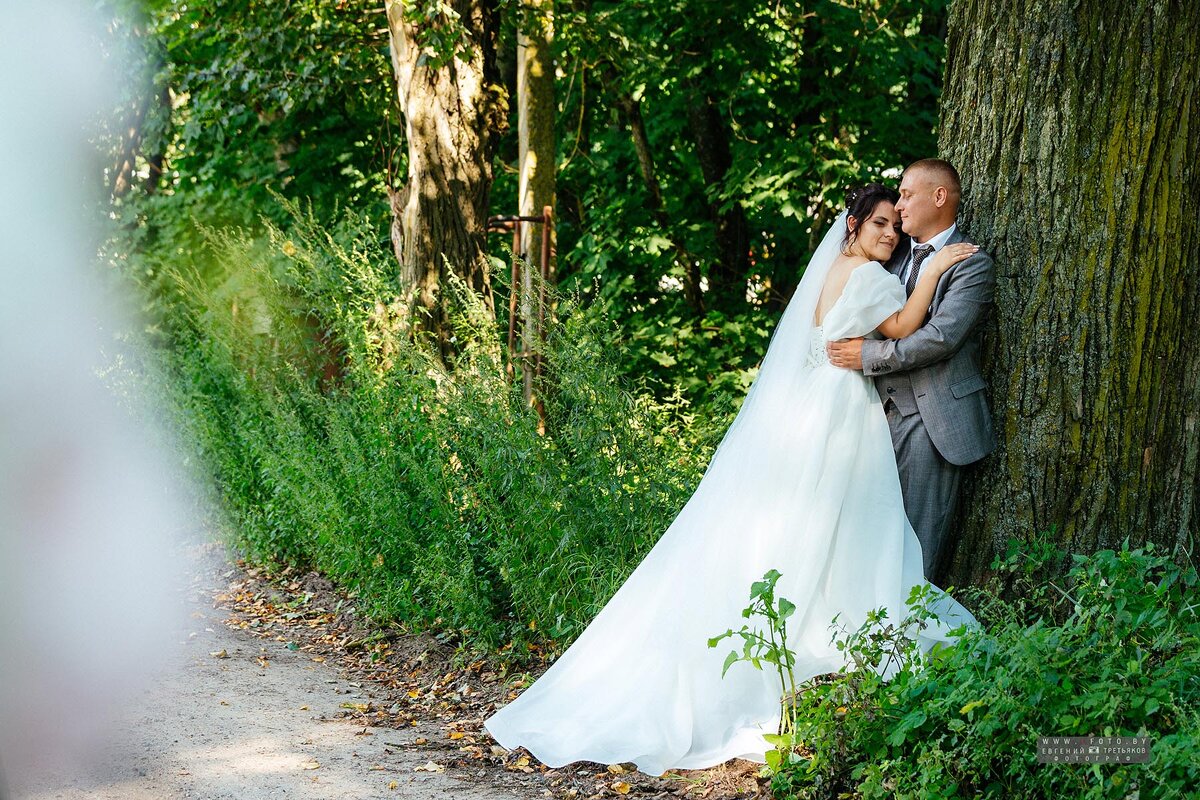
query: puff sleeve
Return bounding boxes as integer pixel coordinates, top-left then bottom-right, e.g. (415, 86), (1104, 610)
(821, 262), (906, 341)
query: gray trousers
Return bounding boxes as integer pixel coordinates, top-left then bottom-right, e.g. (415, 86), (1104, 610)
(884, 400), (961, 581)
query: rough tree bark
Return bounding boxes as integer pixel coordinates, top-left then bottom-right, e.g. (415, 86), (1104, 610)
(939, 0), (1200, 585)
(384, 0), (506, 357)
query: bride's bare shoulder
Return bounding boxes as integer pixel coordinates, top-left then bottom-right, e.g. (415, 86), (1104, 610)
(848, 260), (891, 281)
(831, 254), (870, 271)
(853, 259), (887, 271)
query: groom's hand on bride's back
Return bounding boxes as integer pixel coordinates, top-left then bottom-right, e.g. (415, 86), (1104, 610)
(827, 338), (864, 370)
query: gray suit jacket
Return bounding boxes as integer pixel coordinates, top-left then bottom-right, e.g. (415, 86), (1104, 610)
(860, 227), (996, 466)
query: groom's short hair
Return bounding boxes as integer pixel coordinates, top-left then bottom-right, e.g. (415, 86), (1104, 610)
(904, 159), (962, 207)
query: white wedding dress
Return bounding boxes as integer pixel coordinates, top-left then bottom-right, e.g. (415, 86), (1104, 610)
(484, 215), (978, 776)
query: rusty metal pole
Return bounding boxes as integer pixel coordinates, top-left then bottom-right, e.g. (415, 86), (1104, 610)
(535, 205), (552, 380)
(487, 213), (553, 433)
(520, 221), (535, 404)
(507, 221), (521, 380)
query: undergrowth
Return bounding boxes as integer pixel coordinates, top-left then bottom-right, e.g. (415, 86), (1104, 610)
(123, 200), (727, 654)
(725, 539), (1200, 800)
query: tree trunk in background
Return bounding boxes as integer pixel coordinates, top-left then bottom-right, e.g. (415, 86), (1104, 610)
(517, 0), (556, 279)
(686, 87), (750, 311)
(385, 0), (505, 358)
(142, 81), (171, 195)
(517, 0), (555, 400)
(939, 0), (1200, 586)
(613, 87), (704, 314)
(111, 82), (152, 200)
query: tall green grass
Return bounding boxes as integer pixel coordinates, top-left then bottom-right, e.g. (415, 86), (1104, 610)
(135, 201), (727, 650)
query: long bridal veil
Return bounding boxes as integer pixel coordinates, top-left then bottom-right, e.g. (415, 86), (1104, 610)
(484, 210), (976, 775)
(700, 211), (845, 471)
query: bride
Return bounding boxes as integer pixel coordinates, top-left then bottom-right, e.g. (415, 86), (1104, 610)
(484, 183), (980, 776)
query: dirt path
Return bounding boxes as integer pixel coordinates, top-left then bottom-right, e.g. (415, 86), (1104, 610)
(9, 541), (529, 800)
(9, 540), (764, 800)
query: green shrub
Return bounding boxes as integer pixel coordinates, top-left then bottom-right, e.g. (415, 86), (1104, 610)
(128, 199), (728, 651)
(765, 541), (1200, 800)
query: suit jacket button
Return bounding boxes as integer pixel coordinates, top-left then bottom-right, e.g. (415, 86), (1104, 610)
(886, 387), (895, 394)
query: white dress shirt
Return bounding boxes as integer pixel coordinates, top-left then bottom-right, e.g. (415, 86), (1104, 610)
(898, 223), (958, 287)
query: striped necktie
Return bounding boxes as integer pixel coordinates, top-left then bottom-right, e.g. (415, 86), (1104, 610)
(905, 244), (935, 296)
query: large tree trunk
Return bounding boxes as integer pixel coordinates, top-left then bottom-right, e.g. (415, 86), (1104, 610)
(939, 0), (1200, 585)
(385, 0), (505, 358)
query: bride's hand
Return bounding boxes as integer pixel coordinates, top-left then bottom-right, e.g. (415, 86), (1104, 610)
(928, 242), (980, 275)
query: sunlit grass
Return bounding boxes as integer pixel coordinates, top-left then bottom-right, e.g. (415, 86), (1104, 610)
(125, 199), (728, 654)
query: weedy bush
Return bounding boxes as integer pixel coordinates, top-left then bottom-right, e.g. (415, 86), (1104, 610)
(128, 199), (728, 652)
(726, 542), (1200, 800)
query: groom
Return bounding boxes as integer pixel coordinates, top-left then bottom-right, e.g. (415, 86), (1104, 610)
(827, 159), (996, 581)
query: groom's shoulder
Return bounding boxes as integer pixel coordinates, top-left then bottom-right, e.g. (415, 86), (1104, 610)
(949, 226), (995, 273)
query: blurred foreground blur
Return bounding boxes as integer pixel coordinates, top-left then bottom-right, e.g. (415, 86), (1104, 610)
(0, 1), (195, 791)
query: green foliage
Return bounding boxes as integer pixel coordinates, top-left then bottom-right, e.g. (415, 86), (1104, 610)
(709, 569), (802, 772)
(103, 0), (957, 657)
(553, 0), (950, 403)
(762, 541), (1200, 800)
(100, 0), (397, 266)
(102, 0), (951, 407)
(133, 201), (723, 649)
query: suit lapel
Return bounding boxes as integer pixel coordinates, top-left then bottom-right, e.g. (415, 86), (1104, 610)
(931, 226), (966, 306)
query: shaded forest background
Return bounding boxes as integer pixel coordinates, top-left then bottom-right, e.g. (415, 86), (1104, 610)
(105, 0), (947, 403)
(95, 0), (1198, 649)
(100, 0), (952, 642)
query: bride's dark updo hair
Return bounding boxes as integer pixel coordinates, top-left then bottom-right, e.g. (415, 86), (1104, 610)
(842, 182), (900, 247)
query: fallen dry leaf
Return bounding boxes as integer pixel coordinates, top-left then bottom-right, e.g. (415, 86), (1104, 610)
(300, 759), (320, 770)
(414, 760), (444, 773)
(210, 649), (228, 659)
(612, 780), (631, 795)
(448, 731), (465, 740)
(607, 764), (626, 774)
(388, 781), (398, 790)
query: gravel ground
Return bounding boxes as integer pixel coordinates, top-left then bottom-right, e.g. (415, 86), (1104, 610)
(8, 542), (528, 800)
